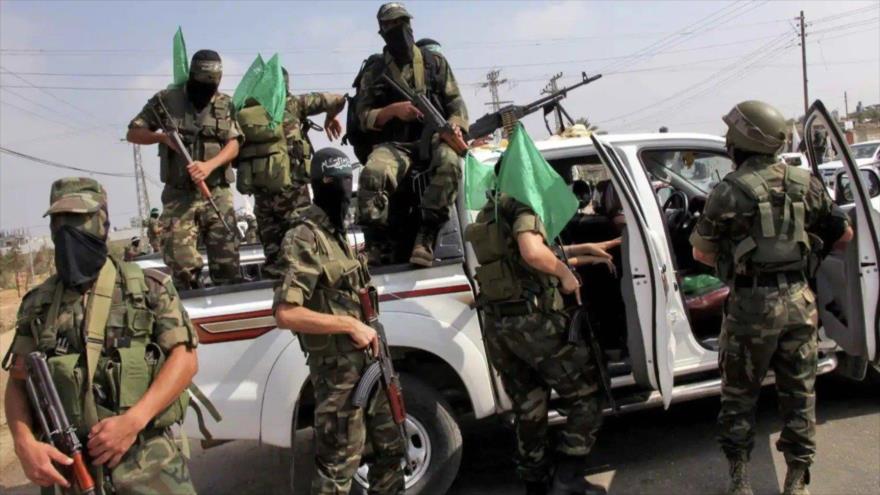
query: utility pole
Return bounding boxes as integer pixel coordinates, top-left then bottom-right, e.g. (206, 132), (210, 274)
(799, 10), (809, 115)
(844, 91), (849, 117)
(132, 144), (151, 238)
(479, 69), (512, 139)
(543, 73), (565, 134)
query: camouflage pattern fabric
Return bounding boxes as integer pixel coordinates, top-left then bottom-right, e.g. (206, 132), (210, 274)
(109, 431), (195, 495)
(309, 351), (405, 495)
(483, 311), (603, 483)
(160, 185), (240, 288)
(357, 140), (461, 229)
(44, 177), (107, 218)
(690, 156), (845, 470)
(146, 217), (163, 252)
(253, 91), (343, 277)
(718, 282), (818, 467)
(243, 216), (259, 244)
(254, 184), (311, 278)
(355, 48), (468, 235)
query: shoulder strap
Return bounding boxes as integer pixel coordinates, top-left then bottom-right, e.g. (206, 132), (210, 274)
(82, 260), (117, 429)
(384, 46), (426, 94)
(726, 170), (775, 237)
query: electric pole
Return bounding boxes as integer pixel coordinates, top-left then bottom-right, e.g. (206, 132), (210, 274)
(844, 91), (849, 117)
(479, 69), (512, 139)
(543, 73), (565, 134)
(799, 10), (808, 115)
(132, 144), (151, 238)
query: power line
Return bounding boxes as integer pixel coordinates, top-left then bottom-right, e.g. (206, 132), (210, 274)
(0, 146), (135, 178)
(0, 98), (75, 129)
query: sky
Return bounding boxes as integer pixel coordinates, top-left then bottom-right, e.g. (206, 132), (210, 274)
(1, 0), (878, 235)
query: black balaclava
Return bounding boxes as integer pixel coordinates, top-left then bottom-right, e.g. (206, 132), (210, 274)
(382, 22), (415, 64)
(52, 216), (109, 290)
(187, 49), (222, 110)
(311, 148), (355, 230)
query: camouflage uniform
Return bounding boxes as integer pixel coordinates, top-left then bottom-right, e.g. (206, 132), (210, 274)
(146, 216), (163, 252)
(254, 91), (345, 278)
(5, 178), (198, 495)
(273, 204), (405, 495)
(689, 155), (844, 469)
(355, 45), (468, 261)
(468, 195), (603, 484)
(129, 87), (243, 288)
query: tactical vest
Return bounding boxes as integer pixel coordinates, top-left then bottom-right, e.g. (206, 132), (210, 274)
(344, 47), (443, 164)
(291, 215), (371, 357)
(282, 96), (314, 185)
(158, 89), (235, 189)
(464, 199), (562, 311)
(235, 99), (292, 195)
(724, 163), (812, 277)
(26, 259), (189, 437)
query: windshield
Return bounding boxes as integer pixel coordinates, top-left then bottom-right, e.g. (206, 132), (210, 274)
(640, 150), (734, 193)
(851, 143), (879, 160)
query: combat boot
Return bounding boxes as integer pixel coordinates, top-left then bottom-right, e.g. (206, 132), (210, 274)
(549, 454), (606, 495)
(727, 459), (754, 495)
(782, 464), (810, 495)
(525, 480), (549, 495)
(409, 227), (438, 267)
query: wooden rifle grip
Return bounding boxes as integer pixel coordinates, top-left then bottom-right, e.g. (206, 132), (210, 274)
(70, 452), (96, 494)
(196, 180), (212, 200)
(357, 288), (377, 322)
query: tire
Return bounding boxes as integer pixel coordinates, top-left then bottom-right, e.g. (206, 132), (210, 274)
(351, 373), (463, 495)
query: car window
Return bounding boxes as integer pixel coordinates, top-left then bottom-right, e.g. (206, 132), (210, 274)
(851, 143), (880, 160)
(640, 150), (734, 194)
(838, 169), (880, 203)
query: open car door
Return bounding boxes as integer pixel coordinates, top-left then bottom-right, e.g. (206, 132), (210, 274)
(805, 100), (880, 367)
(591, 135), (690, 407)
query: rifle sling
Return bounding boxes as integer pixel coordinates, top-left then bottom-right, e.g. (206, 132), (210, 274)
(384, 46), (426, 95)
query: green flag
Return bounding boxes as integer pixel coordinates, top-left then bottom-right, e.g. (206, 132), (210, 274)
(496, 123), (578, 241)
(464, 153), (496, 211)
(233, 54), (265, 110)
(171, 27), (188, 88)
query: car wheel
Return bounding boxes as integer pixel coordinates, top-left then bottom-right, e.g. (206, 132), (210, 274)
(351, 373), (463, 495)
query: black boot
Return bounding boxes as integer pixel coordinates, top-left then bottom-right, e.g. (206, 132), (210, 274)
(549, 454), (606, 495)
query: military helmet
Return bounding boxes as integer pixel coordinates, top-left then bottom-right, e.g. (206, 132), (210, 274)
(45, 177), (107, 217)
(722, 100), (787, 155)
(311, 148), (353, 182)
(377, 2), (412, 22)
(190, 49), (223, 84)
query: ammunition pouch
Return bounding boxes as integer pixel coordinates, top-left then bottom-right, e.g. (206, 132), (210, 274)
(473, 259), (525, 303)
(484, 297), (537, 318)
(236, 103), (292, 195)
(297, 255), (365, 357)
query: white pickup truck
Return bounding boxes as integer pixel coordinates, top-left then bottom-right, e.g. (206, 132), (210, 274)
(137, 102), (879, 494)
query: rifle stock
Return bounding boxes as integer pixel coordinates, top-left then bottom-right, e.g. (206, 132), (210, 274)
(25, 352), (96, 495)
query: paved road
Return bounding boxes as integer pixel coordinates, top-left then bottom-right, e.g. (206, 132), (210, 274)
(2, 374), (877, 494)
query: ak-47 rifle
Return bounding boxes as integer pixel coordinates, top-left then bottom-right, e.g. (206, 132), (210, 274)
(149, 99), (240, 240)
(468, 72), (602, 140)
(24, 352), (96, 495)
(380, 73), (469, 160)
(351, 287), (414, 475)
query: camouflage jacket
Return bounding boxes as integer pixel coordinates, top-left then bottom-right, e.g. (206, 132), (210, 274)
(284, 91), (345, 182)
(356, 47), (468, 143)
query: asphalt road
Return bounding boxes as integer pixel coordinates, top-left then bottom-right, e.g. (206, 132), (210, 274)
(2, 374), (877, 495)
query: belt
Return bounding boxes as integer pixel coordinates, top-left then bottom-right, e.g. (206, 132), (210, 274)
(734, 271), (805, 289)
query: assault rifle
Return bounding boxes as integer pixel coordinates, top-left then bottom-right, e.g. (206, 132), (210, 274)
(566, 301), (618, 413)
(380, 73), (470, 160)
(149, 100), (241, 240)
(468, 72), (602, 140)
(351, 287), (414, 475)
(25, 352), (96, 495)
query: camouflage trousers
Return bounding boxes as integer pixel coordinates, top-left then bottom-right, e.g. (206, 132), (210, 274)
(718, 282), (819, 467)
(309, 351), (406, 495)
(160, 185), (240, 288)
(484, 310), (603, 483)
(254, 183), (311, 278)
(51, 430), (195, 495)
(357, 140), (460, 230)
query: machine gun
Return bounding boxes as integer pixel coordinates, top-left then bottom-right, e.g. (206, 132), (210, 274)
(380, 73), (469, 160)
(149, 99), (241, 240)
(351, 287), (415, 474)
(468, 72), (602, 140)
(25, 352), (96, 495)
